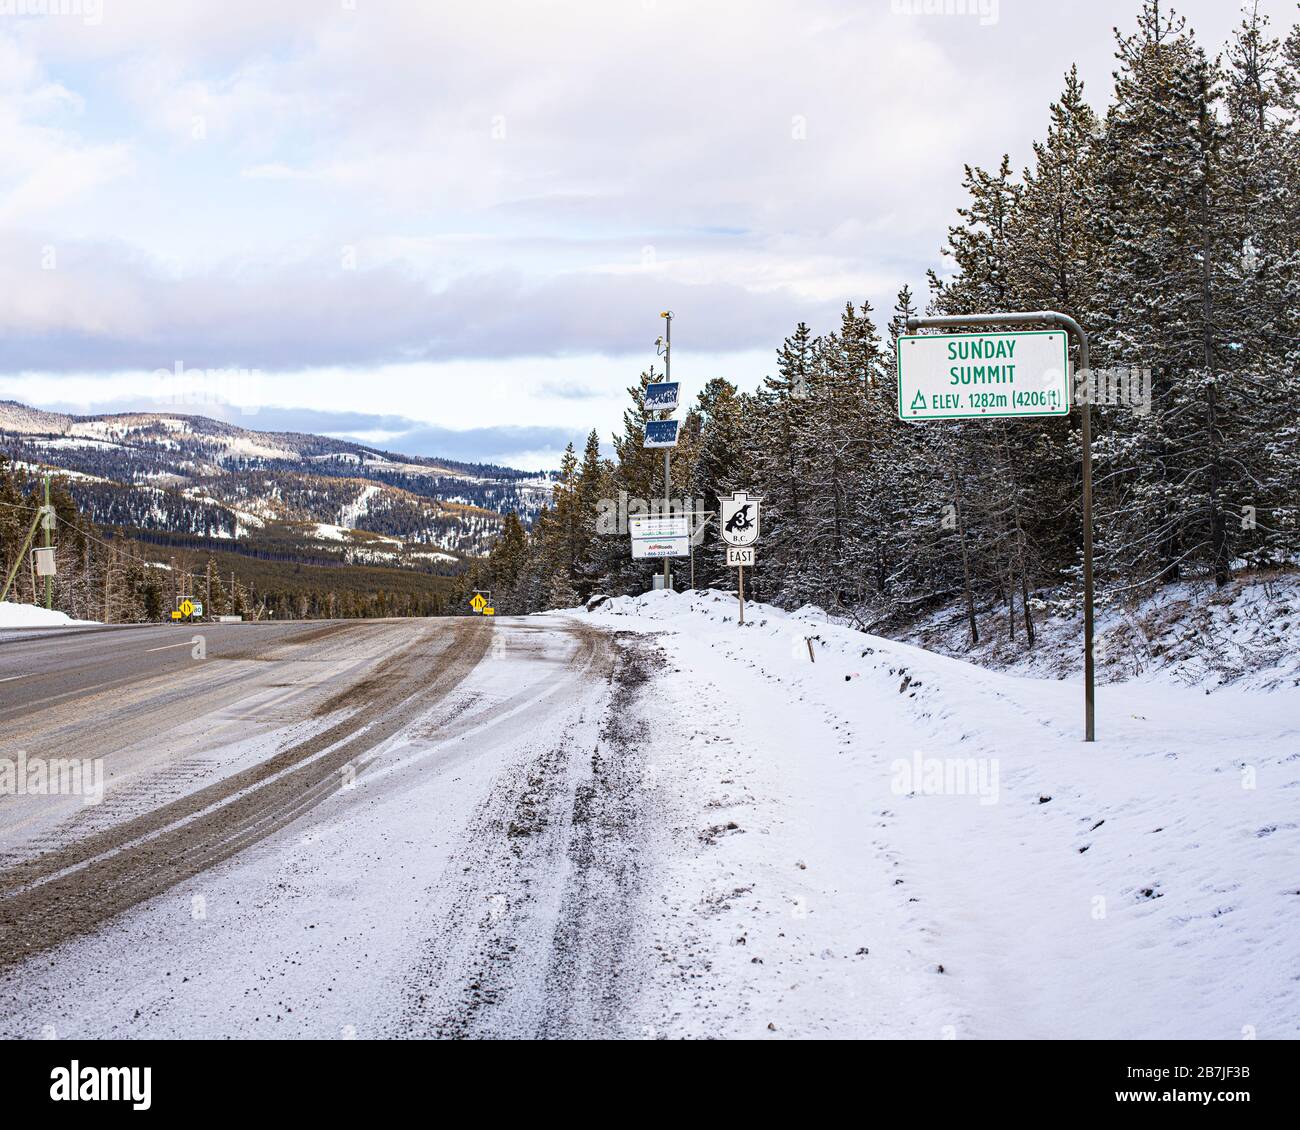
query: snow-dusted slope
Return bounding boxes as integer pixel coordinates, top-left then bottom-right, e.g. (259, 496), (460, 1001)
(0, 399), (550, 556)
(893, 573), (1300, 693)
(561, 589), (1299, 1038)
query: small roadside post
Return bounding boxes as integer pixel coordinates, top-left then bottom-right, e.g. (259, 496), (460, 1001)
(902, 310), (1095, 742)
(719, 492), (761, 626)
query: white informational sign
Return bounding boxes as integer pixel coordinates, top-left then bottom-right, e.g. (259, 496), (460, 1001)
(644, 382), (680, 412)
(719, 492), (761, 547)
(644, 419), (680, 448)
(726, 546), (754, 567)
(630, 514), (690, 559)
(897, 330), (1070, 420)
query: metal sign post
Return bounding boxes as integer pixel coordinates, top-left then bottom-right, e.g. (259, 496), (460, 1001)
(905, 310), (1095, 742)
(720, 492), (762, 627)
(660, 311), (673, 590)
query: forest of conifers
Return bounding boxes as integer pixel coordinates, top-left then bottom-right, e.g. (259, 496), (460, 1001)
(459, 3), (1300, 643)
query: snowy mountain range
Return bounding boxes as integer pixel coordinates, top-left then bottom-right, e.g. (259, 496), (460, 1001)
(0, 401), (553, 564)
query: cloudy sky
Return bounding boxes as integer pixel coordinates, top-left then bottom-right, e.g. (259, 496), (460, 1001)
(0, 0), (1284, 467)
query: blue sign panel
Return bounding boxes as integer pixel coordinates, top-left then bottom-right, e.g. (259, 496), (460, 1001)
(644, 382), (680, 412)
(644, 419), (680, 448)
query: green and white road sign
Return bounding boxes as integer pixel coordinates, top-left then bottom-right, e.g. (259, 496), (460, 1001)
(897, 330), (1070, 421)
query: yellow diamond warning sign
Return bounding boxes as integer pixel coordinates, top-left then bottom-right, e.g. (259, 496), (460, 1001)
(469, 593), (487, 613)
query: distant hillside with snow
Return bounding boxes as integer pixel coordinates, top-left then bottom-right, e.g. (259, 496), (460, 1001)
(0, 400), (555, 565)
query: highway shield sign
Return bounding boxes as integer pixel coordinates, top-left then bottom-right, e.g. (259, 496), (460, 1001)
(719, 492), (761, 547)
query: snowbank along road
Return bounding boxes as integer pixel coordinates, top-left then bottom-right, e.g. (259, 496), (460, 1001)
(1, 597), (1296, 1039)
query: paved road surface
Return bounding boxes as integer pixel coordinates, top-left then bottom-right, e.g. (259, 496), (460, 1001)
(0, 616), (663, 1038)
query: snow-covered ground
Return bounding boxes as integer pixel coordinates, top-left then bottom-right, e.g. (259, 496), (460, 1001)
(308, 522), (402, 548)
(893, 573), (1300, 693)
(338, 484), (382, 529)
(2, 597), (1294, 1039)
(558, 589), (1299, 1038)
(0, 601), (99, 628)
(310, 522), (349, 541)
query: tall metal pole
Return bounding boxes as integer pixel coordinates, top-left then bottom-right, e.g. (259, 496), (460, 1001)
(1077, 333), (1095, 743)
(662, 311), (672, 589)
(907, 310), (1095, 742)
(43, 474), (52, 610)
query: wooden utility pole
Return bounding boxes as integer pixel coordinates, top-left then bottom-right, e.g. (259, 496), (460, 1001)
(43, 474), (52, 610)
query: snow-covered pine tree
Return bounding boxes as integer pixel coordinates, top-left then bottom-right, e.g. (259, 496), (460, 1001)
(749, 322), (816, 604)
(685, 378), (748, 591)
(928, 153), (1043, 641)
(1089, 1), (1263, 591)
(1216, 3), (1300, 569)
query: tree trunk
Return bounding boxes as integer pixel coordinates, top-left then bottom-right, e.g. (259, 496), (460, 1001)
(1200, 178), (1229, 588)
(948, 461), (978, 647)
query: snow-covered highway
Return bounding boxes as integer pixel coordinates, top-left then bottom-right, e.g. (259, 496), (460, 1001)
(1, 599), (1296, 1039)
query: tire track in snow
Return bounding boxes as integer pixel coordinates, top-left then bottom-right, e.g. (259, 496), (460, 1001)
(396, 628), (664, 1038)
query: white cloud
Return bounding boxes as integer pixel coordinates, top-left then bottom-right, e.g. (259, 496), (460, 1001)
(2, 0), (1289, 460)
(0, 32), (132, 226)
